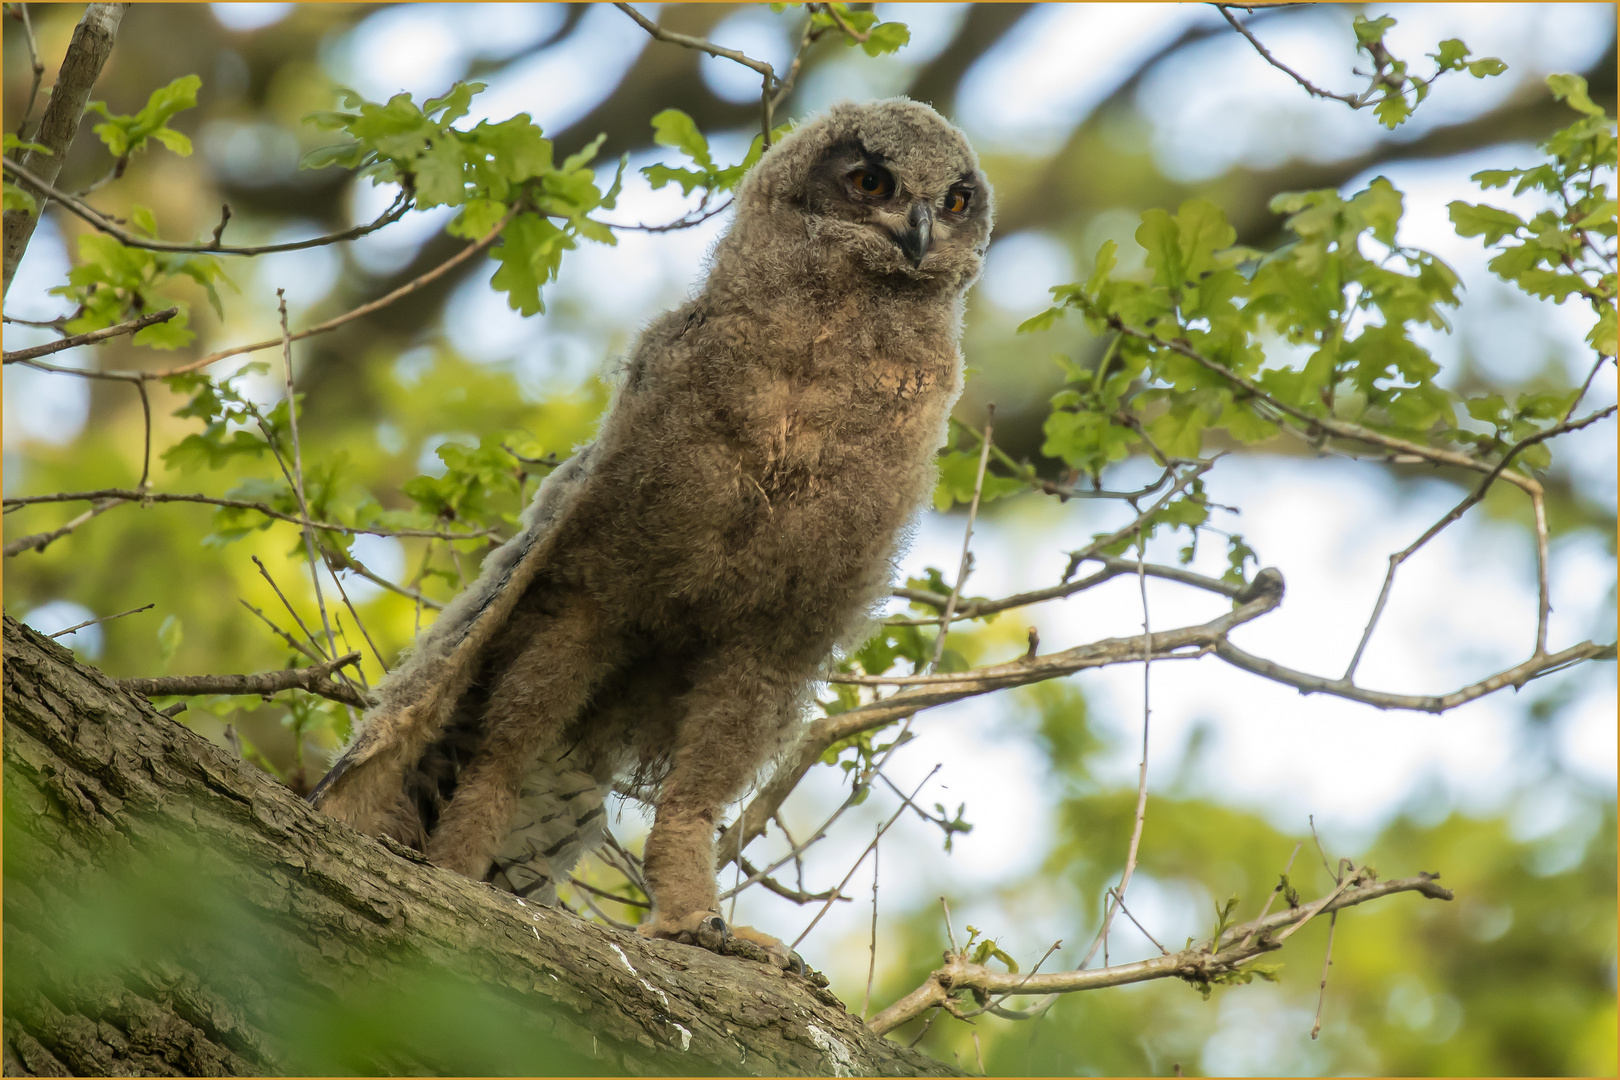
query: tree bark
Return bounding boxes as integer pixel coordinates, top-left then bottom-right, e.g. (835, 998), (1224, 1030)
(2, 3), (128, 299)
(1, 616), (959, 1078)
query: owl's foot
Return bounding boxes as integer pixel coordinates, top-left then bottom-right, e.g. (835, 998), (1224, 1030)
(637, 910), (806, 974)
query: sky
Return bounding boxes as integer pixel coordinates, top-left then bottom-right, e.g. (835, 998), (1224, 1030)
(7, 1), (1616, 1042)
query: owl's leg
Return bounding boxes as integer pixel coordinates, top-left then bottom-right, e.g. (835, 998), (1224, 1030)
(637, 665), (803, 971)
(425, 592), (612, 881)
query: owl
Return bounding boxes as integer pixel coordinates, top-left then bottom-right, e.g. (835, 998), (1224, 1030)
(311, 97), (994, 969)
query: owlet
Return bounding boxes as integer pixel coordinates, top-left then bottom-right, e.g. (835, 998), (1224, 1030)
(312, 97), (994, 969)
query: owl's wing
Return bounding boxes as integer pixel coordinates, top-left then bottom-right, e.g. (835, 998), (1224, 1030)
(307, 443), (600, 834)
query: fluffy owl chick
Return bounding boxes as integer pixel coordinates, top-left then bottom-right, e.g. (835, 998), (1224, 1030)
(311, 98), (993, 969)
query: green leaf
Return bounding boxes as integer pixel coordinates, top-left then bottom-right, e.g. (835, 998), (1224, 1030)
(1352, 14), (1395, 46)
(560, 132), (608, 174)
(861, 21), (910, 57)
(1374, 90), (1412, 129)
(2, 134), (51, 155)
(649, 109), (713, 171)
(1547, 73), (1605, 117)
(1448, 201), (1525, 245)
(3, 181), (36, 214)
(299, 141), (368, 170)
(157, 615), (184, 671)
(89, 74), (201, 159)
(1466, 56), (1506, 78)
(489, 212), (571, 316)
(422, 81), (485, 125)
(1431, 39), (1469, 70)
(449, 197), (508, 240)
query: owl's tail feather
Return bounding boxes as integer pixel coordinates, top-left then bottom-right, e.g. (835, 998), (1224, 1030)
(485, 762), (611, 905)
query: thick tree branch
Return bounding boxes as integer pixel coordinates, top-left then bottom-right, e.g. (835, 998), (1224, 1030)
(2, 616), (959, 1077)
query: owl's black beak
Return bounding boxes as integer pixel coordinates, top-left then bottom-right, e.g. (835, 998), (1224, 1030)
(894, 202), (933, 268)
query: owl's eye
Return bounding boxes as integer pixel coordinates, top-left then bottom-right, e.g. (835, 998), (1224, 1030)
(849, 167), (894, 198)
(945, 189), (971, 214)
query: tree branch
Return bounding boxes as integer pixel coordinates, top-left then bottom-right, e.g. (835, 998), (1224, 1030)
(2, 306), (177, 363)
(117, 650), (372, 709)
(3, 158), (412, 256)
(868, 870), (1453, 1035)
(3, 488), (498, 541)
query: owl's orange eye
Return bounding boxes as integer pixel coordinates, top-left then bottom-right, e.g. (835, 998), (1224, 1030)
(945, 189), (970, 214)
(849, 168), (893, 197)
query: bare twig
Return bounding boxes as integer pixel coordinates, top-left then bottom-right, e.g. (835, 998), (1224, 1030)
(566, 874), (650, 910)
(119, 651), (371, 709)
(8, 3), (46, 145)
(1310, 911), (1338, 1039)
(46, 602), (154, 638)
(3, 497), (121, 555)
(251, 555), (326, 660)
(1342, 404), (1615, 680)
(1216, 635), (1613, 713)
(868, 872), (1453, 1035)
(790, 766), (939, 950)
(1215, 5), (1370, 107)
(6, 204), (519, 383)
(1081, 532), (1156, 970)
(276, 292), (338, 667)
(1, 307), (178, 363)
(929, 406), (995, 672)
(238, 598), (326, 666)
(3, 158), (411, 256)
(863, 826), (880, 1021)
(4, 489), (498, 541)
(323, 544), (446, 610)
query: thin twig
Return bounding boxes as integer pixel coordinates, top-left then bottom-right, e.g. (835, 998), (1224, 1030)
(1082, 532), (1156, 969)
(4, 489), (498, 541)
(324, 543), (445, 610)
(566, 874), (649, 910)
(9, 3), (45, 145)
(238, 598), (325, 665)
(3, 497), (121, 555)
(251, 555), (326, 660)
(1, 306), (177, 363)
(1342, 404), (1615, 680)
(8, 204), (518, 383)
(930, 406), (995, 671)
(3, 158), (411, 255)
(118, 651), (370, 708)
(1310, 911), (1338, 1039)
(47, 602), (154, 638)
(790, 766), (940, 950)
(1215, 5), (1369, 107)
(863, 826), (881, 1021)
(868, 872), (1452, 1035)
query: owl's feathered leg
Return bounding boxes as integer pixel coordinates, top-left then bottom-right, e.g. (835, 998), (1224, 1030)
(637, 662), (802, 971)
(425, 592), (614, 880)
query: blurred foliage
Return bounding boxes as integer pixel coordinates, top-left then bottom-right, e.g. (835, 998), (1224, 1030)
(2, 4), (1615, 1076)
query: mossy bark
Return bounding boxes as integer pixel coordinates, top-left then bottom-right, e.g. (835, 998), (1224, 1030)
(2, 616), (958, 1077)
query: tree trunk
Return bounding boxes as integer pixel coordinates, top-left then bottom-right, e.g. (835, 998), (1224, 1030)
(2, 616), (958, 1077)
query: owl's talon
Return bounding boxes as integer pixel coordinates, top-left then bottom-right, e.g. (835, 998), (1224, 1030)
(638, 909), (731, 951)
(638, 912), (803, 972)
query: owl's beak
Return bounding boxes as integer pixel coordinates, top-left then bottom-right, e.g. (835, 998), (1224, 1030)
(894, 202), (933, 268)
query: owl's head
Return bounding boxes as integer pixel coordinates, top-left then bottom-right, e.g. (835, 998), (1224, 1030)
(733, 98), (994, 291)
